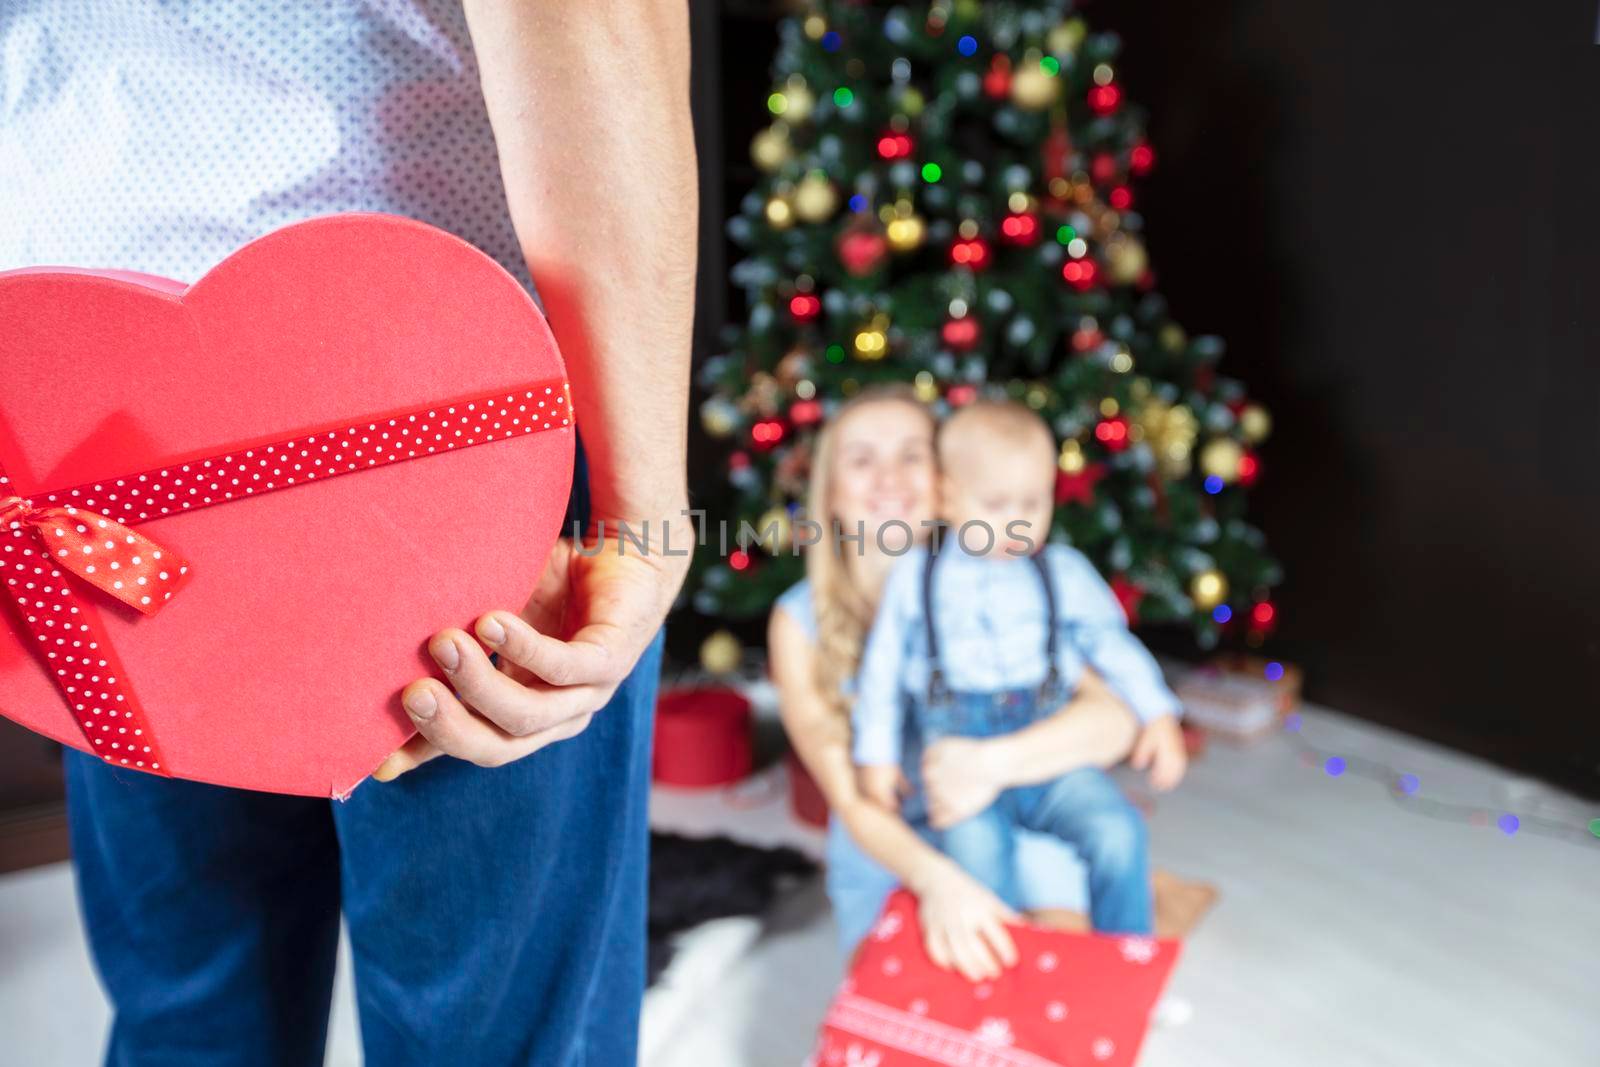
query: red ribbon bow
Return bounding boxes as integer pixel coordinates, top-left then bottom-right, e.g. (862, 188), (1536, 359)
(1, 495), (190, 617)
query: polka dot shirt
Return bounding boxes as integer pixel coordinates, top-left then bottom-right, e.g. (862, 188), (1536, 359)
(0, 0), (536, 299)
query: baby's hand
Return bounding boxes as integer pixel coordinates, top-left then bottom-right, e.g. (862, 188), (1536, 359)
(1131, 713), (1188, 792)
(858, 764), (908, 812)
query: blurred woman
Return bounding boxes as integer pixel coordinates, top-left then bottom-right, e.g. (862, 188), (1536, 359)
(769, 386), (1144, 981)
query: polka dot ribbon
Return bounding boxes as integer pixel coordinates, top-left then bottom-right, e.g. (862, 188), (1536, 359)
(1, 379), (571, 776)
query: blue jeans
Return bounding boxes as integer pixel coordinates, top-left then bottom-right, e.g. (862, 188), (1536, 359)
(915, 688), (1152, 935)
(63, 631), (664, 1067)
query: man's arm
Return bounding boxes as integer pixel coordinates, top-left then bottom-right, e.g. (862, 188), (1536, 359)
(466, 0), (696, 529)
(375, 1), (697, 779)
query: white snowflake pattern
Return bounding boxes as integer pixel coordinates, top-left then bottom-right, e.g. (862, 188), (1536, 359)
(974, 1018), (1016, 1046)
(1119, 937), (1158, 964)
(869, 911), (905, 942)
(1045, 1000), (1069, 1022)
(909, 998), (930, 1015)
(1036, 951), (1059, 972)
(881, 955), (903, 977)
(1092, 1037), (1117, 1061)
(844, 1044), (882, 1067)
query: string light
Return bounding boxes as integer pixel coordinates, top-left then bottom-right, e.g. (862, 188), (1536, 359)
(1282, 713), (1599, 848)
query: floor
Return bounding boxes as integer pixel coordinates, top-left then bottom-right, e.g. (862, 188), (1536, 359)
(3, 703), (1598, 1066)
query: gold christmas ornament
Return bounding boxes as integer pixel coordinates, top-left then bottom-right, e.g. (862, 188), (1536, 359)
(1011, 63), (1063, 111)
(803, 14), (827, 40)
(776, 346), (812, 386)
(1059, 438), (1086, 474)
(765, 193), (795, 229)
(853, 314), (891, 360)
(1134, 398), (1198, 479)
(699, 630), (742, 675)
(885, 213), (926, 251)
(1158, 323), (1188, 353)
(782, 78), (815, 123)
(1190, 569), (1228, 611)
(1239, 403), (1273, 444)
(897, 87), (926, 117)
(1199, 438), (1244, 483)
(1104, 233), (1148, 286)
(793, 172), (839, 223)
(699, 398), (737, 438)
(1047, 17), (1087, 55)
(750, 124), (792, 172)
(754, 507), (793, 554)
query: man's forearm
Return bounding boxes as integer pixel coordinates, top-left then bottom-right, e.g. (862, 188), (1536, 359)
(466, 0), (697, 525)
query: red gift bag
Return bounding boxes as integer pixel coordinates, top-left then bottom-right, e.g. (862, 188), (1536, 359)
(813, 890), (1180, 1067)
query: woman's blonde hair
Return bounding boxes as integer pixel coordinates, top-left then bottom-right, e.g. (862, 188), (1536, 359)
(805, 384), (936, 711)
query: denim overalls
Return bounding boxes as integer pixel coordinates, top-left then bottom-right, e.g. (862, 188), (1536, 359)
(901, 536), (1154, 934)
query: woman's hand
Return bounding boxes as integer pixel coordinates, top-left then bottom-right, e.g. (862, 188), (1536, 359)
(921, 736), (1007, 829)
(912, 859), (1022, 982)
(373, 516), (690, 780)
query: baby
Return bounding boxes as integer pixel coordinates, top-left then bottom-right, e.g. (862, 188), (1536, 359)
(852, 400), (1187, 935)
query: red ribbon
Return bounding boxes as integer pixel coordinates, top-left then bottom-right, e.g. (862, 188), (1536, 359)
(0, 379), (571, 776)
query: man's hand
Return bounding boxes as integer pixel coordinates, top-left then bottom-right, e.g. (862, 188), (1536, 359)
(1129, 713), (1188, 792)
(374, 516), (691, 781)
(922, 736), (1005, 829)
(857, 764), (908, 812)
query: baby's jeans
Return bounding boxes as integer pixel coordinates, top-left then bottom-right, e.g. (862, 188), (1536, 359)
(907, 687), (1153, 935)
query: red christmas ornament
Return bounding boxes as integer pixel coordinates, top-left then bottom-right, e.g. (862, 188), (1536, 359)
(1071, 327), (1104, 352)
(1042, 119), (1073, 184)
(941, 316), (982, 352)
(788, 292), (821, 323)
(1109, 185), (1134, 211)
(984, 54), (1013, 100)
(1238, 451), (1261, 486)
(750, 419), (786, 450)
(836, 228), (888, 277)
(1088, 82), (1122, 115)
(1110, 574), (1146, 626)
(947, 383), (978, 406)
(729, 549), (752, 572)
(1130, 142), (1156, 176)
(949, 236), (991, 269)
(1094, 416), (1130, 451)
(876, 131), (915, 160)
(1250, 600), (1277, 635)
(790, 399), (824, 427)
(1061, 257), (1099, 291)
(728, 450), (750, 470)
(1090, 152), (1118, 185)
(1000, 212), (1040, 245)
(1054, 462), (1107, 506)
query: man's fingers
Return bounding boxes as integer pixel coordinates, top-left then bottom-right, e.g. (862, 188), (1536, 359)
(430, 628), (602, 737)
(399, 678), (514, 766)
(479, 611), (625, 689)
(371, 734), (441, 782)
(955, 928), (998, 982)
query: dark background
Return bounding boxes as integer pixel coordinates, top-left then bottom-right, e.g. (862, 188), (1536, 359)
(697, 0), (1600, 797)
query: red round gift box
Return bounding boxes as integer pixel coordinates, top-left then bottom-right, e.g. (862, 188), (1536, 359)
(652, 686), (753, 787)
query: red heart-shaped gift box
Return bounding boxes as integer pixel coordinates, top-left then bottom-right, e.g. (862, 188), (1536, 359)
(0, 214), (573, 797)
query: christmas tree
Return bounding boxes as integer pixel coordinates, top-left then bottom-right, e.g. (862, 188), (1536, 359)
(692, 0), (1281, 649)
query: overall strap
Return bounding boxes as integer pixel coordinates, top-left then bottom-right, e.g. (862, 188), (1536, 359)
(922, 527), (950, 704)
(1028, 546), (1063, 696)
